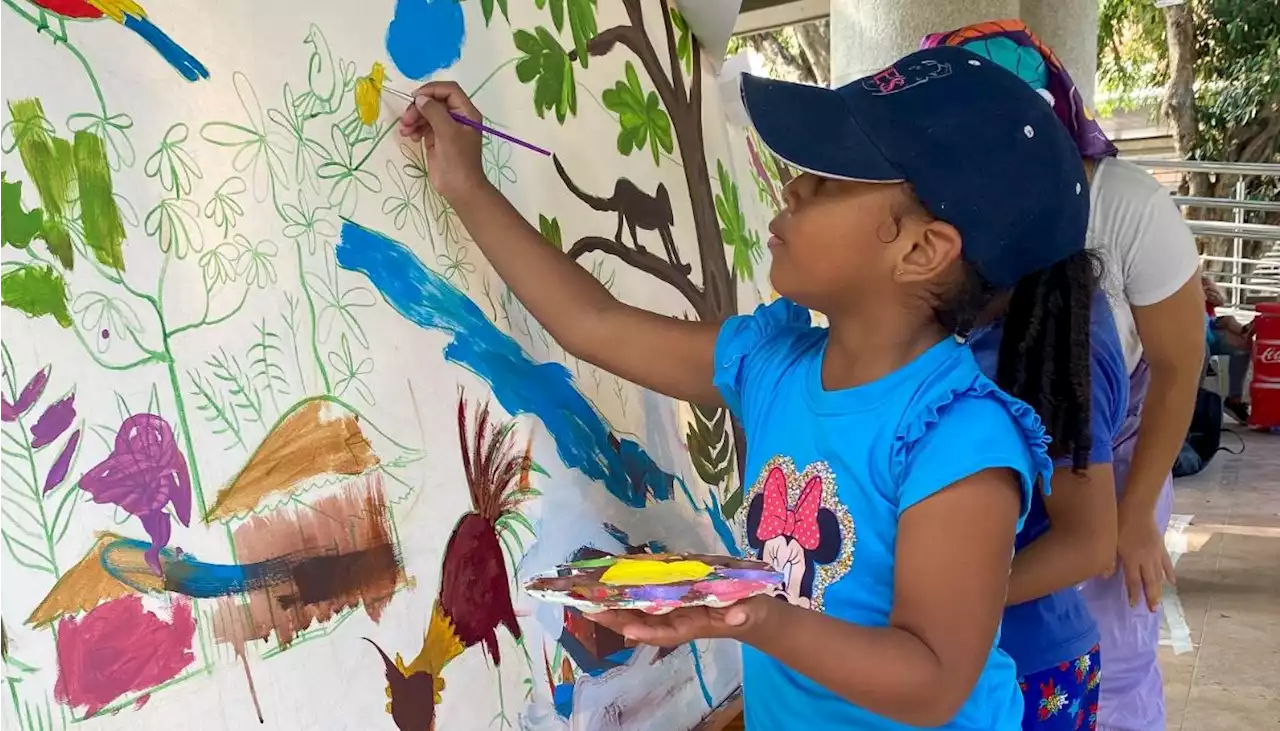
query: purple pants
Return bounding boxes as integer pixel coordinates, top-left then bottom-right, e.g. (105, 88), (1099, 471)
(1079, 361), (1172, 731)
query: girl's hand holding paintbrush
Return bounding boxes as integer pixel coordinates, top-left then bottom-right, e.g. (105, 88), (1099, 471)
(397, 81), (488, 204)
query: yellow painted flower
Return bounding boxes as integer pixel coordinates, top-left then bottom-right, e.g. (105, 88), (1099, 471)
(355, 62), (387, 126)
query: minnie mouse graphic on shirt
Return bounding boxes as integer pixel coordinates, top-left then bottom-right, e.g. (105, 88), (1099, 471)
(741, 456), (856, 612)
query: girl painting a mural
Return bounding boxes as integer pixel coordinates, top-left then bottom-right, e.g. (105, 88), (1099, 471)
(399, 45), (1091, 730)
(922, 22), (1205, 731)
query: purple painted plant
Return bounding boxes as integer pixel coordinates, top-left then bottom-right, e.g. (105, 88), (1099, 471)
(44, 429), (81, 494)
(80, 414), (192, 574)
(30, 393), (76, 449)
(2, 354), (84, 576)
(2, 366), (50, 422)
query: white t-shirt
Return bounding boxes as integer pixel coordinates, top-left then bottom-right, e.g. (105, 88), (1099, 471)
(1087, 157), (1201, 373)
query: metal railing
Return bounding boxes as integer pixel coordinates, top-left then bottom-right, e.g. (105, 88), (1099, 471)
(1130, 158), (1280, 312)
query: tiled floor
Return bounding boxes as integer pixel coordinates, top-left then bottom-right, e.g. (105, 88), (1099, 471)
(1161, 428), (1280, 730)
(708, 428), (1280, 731)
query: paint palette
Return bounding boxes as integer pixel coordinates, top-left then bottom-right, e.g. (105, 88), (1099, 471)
(523, 553), (783, 615)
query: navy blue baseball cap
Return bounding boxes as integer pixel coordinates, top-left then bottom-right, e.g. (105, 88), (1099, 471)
(740, 45), (1088, 289)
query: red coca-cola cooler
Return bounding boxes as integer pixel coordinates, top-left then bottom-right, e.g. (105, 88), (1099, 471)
(1249, 302), (1280, 429)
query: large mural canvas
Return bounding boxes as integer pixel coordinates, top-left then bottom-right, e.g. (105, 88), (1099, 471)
(0, 0), (785, 728)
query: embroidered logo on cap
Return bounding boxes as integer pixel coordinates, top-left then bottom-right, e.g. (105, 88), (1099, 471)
(862, 59), (953, 95)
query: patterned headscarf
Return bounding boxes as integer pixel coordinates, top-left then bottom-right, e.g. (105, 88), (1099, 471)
(920, 19), (1118, 159)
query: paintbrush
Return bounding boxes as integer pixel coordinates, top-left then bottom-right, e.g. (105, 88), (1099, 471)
(380, 85), (552, 157)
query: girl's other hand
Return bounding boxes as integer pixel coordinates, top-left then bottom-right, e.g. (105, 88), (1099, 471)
(398, 81), (486, 203)
(585, 596), (775, 647)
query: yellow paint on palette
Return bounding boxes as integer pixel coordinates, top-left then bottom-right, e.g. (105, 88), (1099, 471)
(599, 558), (713, 586)
(355, 62), (387, 126)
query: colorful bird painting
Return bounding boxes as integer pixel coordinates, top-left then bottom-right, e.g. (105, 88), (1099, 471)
(28, 0), (209, 81)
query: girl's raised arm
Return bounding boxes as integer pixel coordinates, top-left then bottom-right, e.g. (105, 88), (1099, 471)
(402, 81), (723, 407)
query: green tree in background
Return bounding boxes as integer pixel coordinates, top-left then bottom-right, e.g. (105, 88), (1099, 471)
(1098, 0), (1279, 270)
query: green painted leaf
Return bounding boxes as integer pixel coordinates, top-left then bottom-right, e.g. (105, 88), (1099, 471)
(72, 131), (126, 270)
(547, 0), (565, 31)
(601, 61), (673, 166)
(1, 173), (43, 248)
(671, 8), (693, 75)
(722, 486), (744, 521)
(714, 159), (762, 281)
(538, 214), (563, 250)
(1, 265), (71, 328)
(566, 0), (598, 68)
(513, 27), (577, 123)
(8, 99), (76, 269)
(685, 403), (733, 487)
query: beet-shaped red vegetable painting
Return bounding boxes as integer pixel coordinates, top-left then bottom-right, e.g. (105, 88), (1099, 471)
(373, 391), (539, 730)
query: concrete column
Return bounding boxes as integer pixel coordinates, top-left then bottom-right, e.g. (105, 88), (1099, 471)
(829, 0), (1019, 87)
(1021, 0), (1100, 106)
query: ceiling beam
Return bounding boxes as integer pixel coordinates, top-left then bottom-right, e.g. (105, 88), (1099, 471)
(734, 0), (830, 35)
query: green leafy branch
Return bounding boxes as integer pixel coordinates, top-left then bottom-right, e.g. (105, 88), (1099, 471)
(248, 320), (289, 416)
(713, 159), (763, 282)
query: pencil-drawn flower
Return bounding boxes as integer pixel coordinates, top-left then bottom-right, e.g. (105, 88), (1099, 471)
(144, 123), (203, 197)
(306, 261), (376, 346)
(268, 83), (333, 194)
(316, 123), (381, 217)
(65, 111), (136, 171)
(437, 246), (477, 290)
(482, 136), (517, 191)
(72, 292), (144, 352)
(203, 177), (247, 238)
(280, 190), (339, 255)
(144, 197), (204, 259)
(79, 413), (192, 575)
(2, 106), (56, 154)
(401, 141), (467, 250)
(328, 334), (374, 406)
(198, 242), (240, 289)
(382, 160), (427, 237)
(200, 72), (287, 202)
(232, 236), (279, 288)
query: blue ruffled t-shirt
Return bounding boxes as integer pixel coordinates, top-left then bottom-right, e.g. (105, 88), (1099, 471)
(968, 292), (1129, 676)
(714, 299), (1053, 731)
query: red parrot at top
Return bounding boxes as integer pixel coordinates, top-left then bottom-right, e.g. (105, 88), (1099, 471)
(29, 0), (209, 81)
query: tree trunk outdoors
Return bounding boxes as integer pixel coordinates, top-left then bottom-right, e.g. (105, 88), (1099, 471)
(737, 20), (830, 88)
(1159, 1), (1226, 264)
(1161, 4), (1207, 196)
(794, 21), (832, 87)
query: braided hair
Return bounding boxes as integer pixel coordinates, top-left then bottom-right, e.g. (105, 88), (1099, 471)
(934, 251), (1102, 473)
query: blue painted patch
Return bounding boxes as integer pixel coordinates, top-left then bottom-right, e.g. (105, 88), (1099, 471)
(385, 0), (466, 80)
(100, 537), (263, 597)
(335, 219), (675, 508)
(552, 682), (574, 718)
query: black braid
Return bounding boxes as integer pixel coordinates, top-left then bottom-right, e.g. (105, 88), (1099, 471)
(932, 250), (1102, 473)
(995, 250), (1101, 473)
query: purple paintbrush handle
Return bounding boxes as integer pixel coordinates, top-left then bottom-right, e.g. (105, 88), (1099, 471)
(448, 112), (552, 157)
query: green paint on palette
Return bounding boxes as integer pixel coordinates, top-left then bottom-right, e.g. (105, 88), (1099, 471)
(1, 173), (43, 248)
(72, 131), (126, 270)
(1, 265), (72, 328)
(8, 98), (76, 269)
(567, 555), (618, 569)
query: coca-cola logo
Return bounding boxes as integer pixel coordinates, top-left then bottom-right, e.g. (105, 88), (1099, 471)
(1261, 346), (1280, 365)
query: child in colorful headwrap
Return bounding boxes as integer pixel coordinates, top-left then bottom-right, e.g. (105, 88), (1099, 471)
(923, 20), (1208, 731)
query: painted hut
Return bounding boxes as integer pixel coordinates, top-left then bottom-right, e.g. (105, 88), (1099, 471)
(204, 397), (406, 653)
(26, 534), (198, 719)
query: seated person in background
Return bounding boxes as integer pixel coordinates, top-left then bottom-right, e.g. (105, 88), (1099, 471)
(1202, 274), (1253, 423)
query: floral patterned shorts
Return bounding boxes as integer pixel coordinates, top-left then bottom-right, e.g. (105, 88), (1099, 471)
(1017, 644), (1101, 730)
